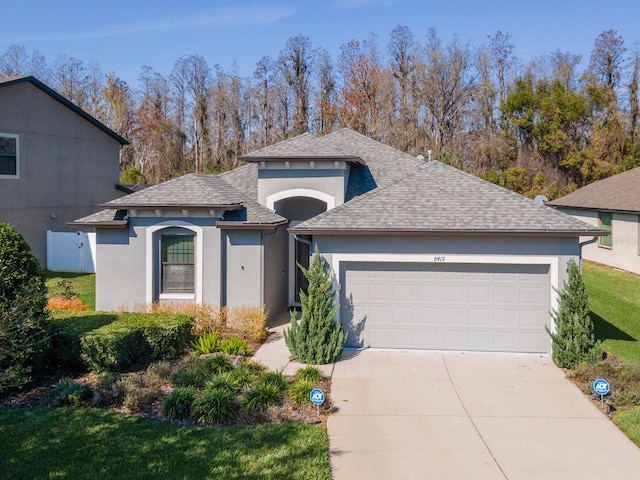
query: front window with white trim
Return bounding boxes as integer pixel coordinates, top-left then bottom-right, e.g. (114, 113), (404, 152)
(0, 134), (18, 177)
(161, 233), (195, 294)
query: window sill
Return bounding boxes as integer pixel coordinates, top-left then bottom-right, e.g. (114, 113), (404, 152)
(159, 293), (195, 301)
(598, 244), (612, 250)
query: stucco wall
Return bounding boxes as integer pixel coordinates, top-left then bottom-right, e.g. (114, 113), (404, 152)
(557, 208), (640, 274)
(95, 217), (221, 311)
(257, 167), (348, 208)
(0, 81), (121, 264)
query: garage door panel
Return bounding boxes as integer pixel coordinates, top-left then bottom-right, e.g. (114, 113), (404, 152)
(468, 285), (492, 303)
(368, 283), (390, 300)
(419, 307), (440, 325)
(342, 262), (550, 353)
(443, 285), (465, 302)
(468, 309), (491, 326)
(393, 284), (415, 301)
(520, 286), (544, 304)
(393, 329), (416, 347)
(495, 286), (518, 304)
(468, 331), (492, 349)
(418, 285), (440, 302)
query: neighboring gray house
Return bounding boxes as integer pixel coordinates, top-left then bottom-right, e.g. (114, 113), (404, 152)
(547, 167), (640, 275)
(0, 76), (128, 264)
(75, 129), (604, 354)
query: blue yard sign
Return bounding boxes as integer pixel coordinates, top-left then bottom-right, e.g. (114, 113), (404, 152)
(310, 388), (325, 406)
(593, 379), (610, 396)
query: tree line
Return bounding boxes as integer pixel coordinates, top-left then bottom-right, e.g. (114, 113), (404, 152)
(1, 27), (638, 198)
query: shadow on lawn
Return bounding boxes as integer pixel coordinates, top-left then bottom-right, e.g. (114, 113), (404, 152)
(591, 311), (636, 342)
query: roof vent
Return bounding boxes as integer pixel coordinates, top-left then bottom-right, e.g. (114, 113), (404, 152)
(534, 195), (548, 205)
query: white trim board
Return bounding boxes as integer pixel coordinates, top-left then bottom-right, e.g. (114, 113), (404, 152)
(266, 188), (335, 211)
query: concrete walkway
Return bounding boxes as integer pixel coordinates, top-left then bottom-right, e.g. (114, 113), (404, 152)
(252, 312), (334, 377)
(253, 328), (640, 479)
(328, 350), (640, 480)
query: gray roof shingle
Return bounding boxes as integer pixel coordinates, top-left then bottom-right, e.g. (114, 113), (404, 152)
(547, 167), (640, 213)
(71, 209), (128, 226)
(292, 161), (604, 235)
(101, 174), (246, 209)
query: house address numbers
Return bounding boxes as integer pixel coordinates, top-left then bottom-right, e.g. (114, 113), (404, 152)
(433, 256), (446, 262)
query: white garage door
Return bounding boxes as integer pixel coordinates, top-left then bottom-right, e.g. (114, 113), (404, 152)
(341, 262), (550, 353)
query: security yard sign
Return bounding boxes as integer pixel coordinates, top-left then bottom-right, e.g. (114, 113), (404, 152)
(593, 378), (610, 405)
(310, 388), (325, 406)
(593, 379), (610, 396)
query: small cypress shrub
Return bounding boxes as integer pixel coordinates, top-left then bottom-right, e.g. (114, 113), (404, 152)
(547, 260), (601, 369)
(284, 246), (347, 364)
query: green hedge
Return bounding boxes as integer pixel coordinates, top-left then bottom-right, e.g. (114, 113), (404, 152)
(48, 312), (193, 372)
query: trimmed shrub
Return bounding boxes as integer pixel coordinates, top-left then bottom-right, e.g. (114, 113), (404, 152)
(242, 381), (284, 411)
(0, 223), (50, 392)
(284, 246), (347, 365)
(288, 380), (315, 405)
(547, 260), (601, 369)
(161, 386), (197, 419)
(219, 336), (251, 355)
(191, 331), (220, 355)
(295, 366), (323, 383)
(192, 386), (239, 425)
(49, 312), (193, 372)
(47, 312), (117, 368)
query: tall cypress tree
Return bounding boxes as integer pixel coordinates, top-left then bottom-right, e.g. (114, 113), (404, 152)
(284, 246), (347, 364)
(547, 259), (601, 369)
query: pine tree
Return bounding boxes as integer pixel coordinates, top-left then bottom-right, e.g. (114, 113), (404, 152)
(547, 260), (601, 369)
(284, 246), (347, 364)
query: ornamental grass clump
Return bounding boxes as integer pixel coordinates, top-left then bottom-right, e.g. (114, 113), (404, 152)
(284, 247), (347, 364)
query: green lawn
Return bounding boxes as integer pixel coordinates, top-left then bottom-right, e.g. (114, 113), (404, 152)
(43, 271), (96, 310)
(0, 408), (331, 480)
(583, 261), (640, 364)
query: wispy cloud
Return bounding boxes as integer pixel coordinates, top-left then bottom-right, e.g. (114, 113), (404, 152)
(7, 4), (294, 42)
(332, 0), (398, 10)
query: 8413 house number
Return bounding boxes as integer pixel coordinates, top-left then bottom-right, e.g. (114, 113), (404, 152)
(433, 256), (446, 262)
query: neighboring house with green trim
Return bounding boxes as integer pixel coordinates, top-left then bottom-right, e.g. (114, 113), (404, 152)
(75, 129), (605, 355)
(547, 167), (640, 274)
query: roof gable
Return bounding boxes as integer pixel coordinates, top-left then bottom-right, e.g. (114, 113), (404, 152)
(547, 167), (640, 213)
(0, 76), (128, 145)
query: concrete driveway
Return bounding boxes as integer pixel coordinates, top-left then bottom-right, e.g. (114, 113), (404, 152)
(328, 350), (640, 479)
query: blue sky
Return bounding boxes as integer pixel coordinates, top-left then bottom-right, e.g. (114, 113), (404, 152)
(2, 1), (639, 85)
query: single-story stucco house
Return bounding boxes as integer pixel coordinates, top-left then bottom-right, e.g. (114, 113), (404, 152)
(74, 128), (605, 354)
(547, 167), (640, 275)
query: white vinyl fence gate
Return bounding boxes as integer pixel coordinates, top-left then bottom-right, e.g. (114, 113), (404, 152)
(46, 231), (96, 273)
